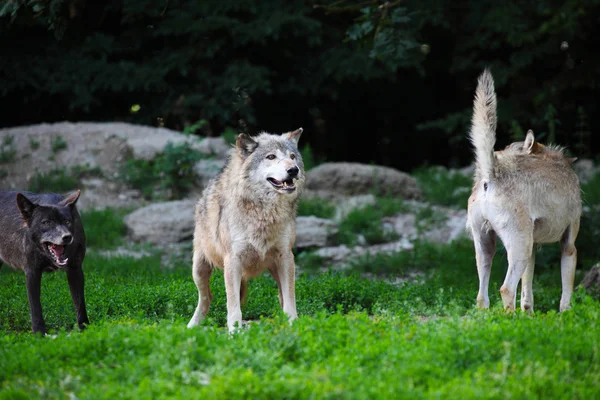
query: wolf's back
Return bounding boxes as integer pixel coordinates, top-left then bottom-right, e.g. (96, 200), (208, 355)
(470, 69), (497, 182)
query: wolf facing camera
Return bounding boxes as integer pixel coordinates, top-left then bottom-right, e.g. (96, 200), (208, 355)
(187, 128), (305, 333)
(0, 190), (89, 334)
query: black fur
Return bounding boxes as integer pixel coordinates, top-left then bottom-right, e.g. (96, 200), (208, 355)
(0, 190), (89, 334)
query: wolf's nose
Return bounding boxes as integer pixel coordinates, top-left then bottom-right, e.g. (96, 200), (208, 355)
(62, 234), (73, 244)
(287, 166), (299, 178)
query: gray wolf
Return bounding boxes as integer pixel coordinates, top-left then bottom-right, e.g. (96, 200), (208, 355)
(187, 128), (305, 332)
(0, 190), (89, 334)
(466, 69), (582, 312)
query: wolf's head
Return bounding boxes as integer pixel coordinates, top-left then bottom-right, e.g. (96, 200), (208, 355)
(236, 128), (305, 196)
(499, 130), (577, 164)
(16, 190), (81, 269)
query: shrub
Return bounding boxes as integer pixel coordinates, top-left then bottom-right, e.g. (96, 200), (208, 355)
(413, 166), (472, 208)
(28, 165), (102, 193)
(120, 142), (203, 200)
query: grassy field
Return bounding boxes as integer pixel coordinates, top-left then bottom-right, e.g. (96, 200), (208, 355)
(1, 167), (600, 399)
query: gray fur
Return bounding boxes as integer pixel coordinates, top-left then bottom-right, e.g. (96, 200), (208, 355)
(187, 128), (305, 333)
(467, 70), (582, 313)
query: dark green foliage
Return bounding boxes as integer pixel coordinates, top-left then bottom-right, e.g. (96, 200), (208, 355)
(29, 137), (40, 151)
(28, 164), (102, 193)
(50, 135), (67, 153)
(120, 142), (203, 200)
(300, 143), (323, 171)
(3, 1), (600, 171)
(0, 135), (17, 164)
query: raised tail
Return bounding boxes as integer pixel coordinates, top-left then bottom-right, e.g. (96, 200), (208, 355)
(469, 69), (497, 182)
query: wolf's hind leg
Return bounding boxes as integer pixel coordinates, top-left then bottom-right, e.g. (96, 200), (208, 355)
(187, 251), (213, 328)
(500, 231), (533, 311)
(520, 247), (536, 312)
(473, 228), (496, 309)
(559, 220), (579, 312)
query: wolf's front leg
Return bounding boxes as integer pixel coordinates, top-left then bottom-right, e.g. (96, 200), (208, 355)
(276, 251), (298, 323)
(224, 257), (244, 333)
(66, 262), (90, 330)
(25, 267), (45, 334)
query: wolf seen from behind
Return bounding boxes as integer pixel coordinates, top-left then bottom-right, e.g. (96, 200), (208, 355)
(466, 69), (582, 313)
(187, 128), (305, 333)
(0, 190), (89, 334)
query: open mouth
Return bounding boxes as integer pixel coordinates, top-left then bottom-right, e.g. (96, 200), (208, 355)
(267, 177), (296, 192)
(45, 243), (69, 267)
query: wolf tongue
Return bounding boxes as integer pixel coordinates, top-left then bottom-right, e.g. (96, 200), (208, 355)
(51, 244), (65, 257)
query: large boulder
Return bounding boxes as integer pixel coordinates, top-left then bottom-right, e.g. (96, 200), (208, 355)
(578, 264), (600, 293)
(124, 200), (196, 244)
(306, 162), (422, 200)
(295, 216), (338, 249)
(0, 121), (229, 190)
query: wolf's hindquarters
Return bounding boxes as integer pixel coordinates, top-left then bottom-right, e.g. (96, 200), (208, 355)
(187, 251), (213, 328)
(470, 69), (497, 182)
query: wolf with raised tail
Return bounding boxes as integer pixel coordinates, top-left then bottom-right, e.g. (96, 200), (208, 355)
(187, 128), (305, 332)
(466, 69), (581, 313)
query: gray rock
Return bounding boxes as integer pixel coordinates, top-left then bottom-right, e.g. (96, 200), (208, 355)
(195, 137), (231, 158)
(384, 201), (468, 244)
(578, 264), (600, 292)
(573, 158), (599, 183)
(333, 194), (377, 222)
(295, 216), (338, 249)
(313, 238), (414, 269)
(194, 158), (227, 187)
(124, 200), (196, 244)
(306, 162), (422, 200)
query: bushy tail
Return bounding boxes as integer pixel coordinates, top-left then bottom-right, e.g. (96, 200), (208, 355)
(469, 69), (497, 182)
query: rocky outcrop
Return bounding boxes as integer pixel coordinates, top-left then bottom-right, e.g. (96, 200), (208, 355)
(306, 162), (422, 200)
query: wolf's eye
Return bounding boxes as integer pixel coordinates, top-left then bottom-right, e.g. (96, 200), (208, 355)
(65, 220), (72, 226)
(290, 153), (296, 160)
(42, 220), (51, 226)
(266, 154), (276, 160)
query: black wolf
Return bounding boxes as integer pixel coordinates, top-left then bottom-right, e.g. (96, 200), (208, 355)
(0, 190), (89, 334)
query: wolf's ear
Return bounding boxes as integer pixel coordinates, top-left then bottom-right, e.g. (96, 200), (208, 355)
(16, 193), (36, 223)
(524, 130), (540, 154)
(236, 133), (258, 159)
(285, 127), (303, 145)
(60, 190), (81, 207)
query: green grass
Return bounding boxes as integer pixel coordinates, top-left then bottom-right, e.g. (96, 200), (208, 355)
(297, 197), (336, 219)
(413, 166), (472, 208)
(81, 208), (130, 249)
(1, 204), (599, 398)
